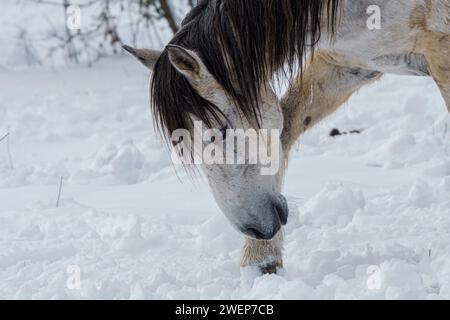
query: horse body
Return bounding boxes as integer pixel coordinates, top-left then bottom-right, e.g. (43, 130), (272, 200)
(281, 0), (449, 152)
(317, 0), (447, 73)
(125, 0), (449, 274)
(329, 0), (426, 74)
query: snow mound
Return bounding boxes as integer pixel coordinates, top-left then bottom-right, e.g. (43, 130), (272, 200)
(300, 182), (365, 228)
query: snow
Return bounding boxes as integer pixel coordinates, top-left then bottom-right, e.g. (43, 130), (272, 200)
(2, 0), (450, 301)
(1, 57), (449, 300)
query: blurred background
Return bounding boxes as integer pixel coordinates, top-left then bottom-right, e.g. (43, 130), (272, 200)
(2, 0), (193, 68)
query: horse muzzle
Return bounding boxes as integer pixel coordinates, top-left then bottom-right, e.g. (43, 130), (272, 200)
(241, 194), (289, 240)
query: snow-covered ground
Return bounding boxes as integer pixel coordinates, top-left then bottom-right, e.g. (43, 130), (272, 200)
(1, 55), (450, 299)
(2, 0), (450, 301)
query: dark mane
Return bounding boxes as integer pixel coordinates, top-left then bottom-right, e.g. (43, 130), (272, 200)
(151, 0), (340, 139)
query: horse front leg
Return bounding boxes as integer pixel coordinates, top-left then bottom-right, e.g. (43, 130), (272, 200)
(240, 230), (283, 274)
(416, 31), (450, 111)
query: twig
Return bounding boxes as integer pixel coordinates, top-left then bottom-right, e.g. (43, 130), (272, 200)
(6, 127), (13, 169)
(0, 132), (9, 143)
(56, 176), (64, 208)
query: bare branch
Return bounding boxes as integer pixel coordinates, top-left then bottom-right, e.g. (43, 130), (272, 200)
(6, 126), (13, 169)
(0, 132), (9, 143)
(25, 0), (179, 65)
(56, 176), (64, 208)
(160, 0), (179, 34)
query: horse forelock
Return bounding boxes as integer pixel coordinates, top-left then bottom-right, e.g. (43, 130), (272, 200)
(151, 0), (340, 142)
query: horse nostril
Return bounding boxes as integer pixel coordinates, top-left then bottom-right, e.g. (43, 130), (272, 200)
(273, 197), (289, 226)
(244, 226), (279, 240)
(245, 227), (266, 240)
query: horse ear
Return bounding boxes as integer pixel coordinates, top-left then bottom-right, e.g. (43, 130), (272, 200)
(166, 45), (201, 79)
(122, 45), (161, 71)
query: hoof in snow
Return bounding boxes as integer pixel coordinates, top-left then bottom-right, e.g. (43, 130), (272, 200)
(259, 260), (283, 274)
